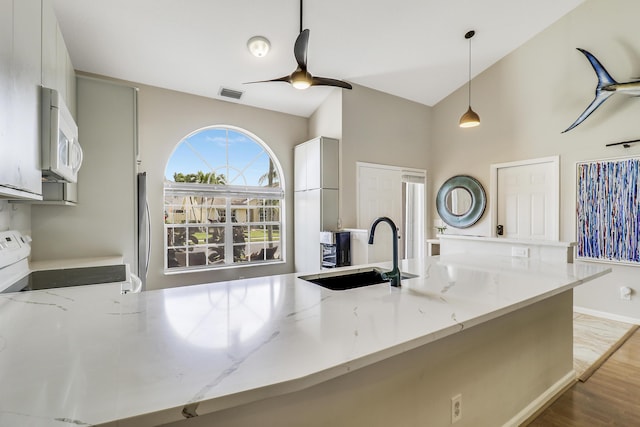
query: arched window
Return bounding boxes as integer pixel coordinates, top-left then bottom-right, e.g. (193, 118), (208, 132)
(164, 126), (284, 272)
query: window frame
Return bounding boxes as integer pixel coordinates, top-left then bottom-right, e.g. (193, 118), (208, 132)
(163, 126), (286, 274)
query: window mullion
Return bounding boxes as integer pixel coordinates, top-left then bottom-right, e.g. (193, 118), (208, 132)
(224, 198), (233, 264)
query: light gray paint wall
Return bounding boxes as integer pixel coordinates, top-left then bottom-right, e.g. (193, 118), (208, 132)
(0, 201), (30, 235)
(31, 77), (138, 265)
(340, 84), (432, 228)
(430, 0), (640, 321)
(138, 84), (308, 290)
(308, 89), (342, 141)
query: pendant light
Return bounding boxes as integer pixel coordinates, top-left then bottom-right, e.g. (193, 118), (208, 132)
(459, 30), (480, 128)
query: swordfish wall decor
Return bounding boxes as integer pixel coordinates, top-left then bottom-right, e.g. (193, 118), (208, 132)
(563, 48), (640, 133)
(576, 157), (640, 264)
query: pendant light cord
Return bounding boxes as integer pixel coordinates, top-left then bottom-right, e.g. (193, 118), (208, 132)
(467, 32), (472, 106)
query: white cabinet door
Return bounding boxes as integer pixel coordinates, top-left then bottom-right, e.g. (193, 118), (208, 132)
(294, 190), (319, 272)
(294, 143), (307, 191)
(294, 188), (338, 272)
(306, 138), (321, 190)
(0, 0), (42, 199)
(41, 0), (57, 89)
(41, 0), (76, 118)
(65, 48), (76, 117)
(294, 137), (338, 191)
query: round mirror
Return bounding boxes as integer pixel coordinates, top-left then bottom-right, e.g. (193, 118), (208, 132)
(436, 175), (486, 228)
(445, 187), (473, 216)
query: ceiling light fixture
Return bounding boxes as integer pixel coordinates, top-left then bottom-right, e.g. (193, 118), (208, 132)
(247, 36), (270, 58)
(459, 30), (480, 128)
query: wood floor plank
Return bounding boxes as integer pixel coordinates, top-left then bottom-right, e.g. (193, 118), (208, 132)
(527, 328), (640, 426)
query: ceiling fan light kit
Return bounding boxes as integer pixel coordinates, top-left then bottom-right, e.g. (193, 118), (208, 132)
(291, 69), (312, 89)
(459, 30), (480, 128)
(247, 36), (271, 57)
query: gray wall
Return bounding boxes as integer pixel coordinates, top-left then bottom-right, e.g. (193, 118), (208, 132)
(31, 77), (138, 266)
(310, 84), (432, 230)
(342, 85), (432, 228)
(430, 0), (640, 321)
(0, 201), (30, 235)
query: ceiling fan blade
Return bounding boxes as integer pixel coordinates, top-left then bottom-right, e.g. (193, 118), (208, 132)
(294, 29), (310, 69)
(311, 76), (353, 90)
(244, 75), (292, 85)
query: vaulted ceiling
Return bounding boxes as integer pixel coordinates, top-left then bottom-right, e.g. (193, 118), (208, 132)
(53, 0), (584, 117)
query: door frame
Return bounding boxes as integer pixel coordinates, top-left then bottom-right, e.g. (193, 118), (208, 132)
(489, 156), (560, 239)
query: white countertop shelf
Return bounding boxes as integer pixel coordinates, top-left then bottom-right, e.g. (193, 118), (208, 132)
(0, 255), (610, 426)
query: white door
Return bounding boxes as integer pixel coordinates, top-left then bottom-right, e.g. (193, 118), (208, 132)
(357, 164), (403, 263)
(493, 157), (559, 240)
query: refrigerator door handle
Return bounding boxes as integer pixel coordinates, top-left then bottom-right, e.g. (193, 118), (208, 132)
(145, 199), (151, 277)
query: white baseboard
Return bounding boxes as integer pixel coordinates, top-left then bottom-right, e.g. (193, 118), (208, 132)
(573, 306), (640, 325)
(502, 370), (576, 427)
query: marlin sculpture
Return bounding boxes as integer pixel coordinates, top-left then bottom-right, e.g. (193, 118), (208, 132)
(563, 48), (640, 133)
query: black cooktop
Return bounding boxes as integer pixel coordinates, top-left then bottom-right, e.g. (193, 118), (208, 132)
(1, 265), (127, 293)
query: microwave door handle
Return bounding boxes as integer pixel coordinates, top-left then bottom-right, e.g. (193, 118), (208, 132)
(71, 139), (83, 173)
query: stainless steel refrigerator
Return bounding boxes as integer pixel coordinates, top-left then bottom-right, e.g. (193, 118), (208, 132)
(137, 172), (150, 290)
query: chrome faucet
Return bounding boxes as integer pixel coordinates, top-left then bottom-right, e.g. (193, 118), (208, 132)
(368, 216), (401, 287)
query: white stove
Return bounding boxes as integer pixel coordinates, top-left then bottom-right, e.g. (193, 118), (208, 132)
(0, 230), (140, 294)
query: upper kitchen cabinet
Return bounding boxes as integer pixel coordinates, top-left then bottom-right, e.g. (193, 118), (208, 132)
(41, 0), (76, 118)
(294, 137), (339, 191)
(0, 0), (43, 200)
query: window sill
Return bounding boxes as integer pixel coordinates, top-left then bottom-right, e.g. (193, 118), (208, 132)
(163, 259), (285, 275)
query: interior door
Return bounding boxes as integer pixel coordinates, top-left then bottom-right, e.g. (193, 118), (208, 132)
(495, 158), (559, 240)
(357, 164), (402, 263)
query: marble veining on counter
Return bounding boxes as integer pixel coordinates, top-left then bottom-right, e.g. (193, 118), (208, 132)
(0, 255), (610, 426)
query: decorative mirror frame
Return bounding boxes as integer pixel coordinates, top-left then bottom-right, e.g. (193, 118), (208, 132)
(436, 175), (486, 228)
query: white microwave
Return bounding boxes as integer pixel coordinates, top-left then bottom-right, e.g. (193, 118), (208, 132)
(41, 87), (83, 183)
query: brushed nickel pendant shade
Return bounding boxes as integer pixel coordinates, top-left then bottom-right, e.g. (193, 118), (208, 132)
(459, 30), (480, 128)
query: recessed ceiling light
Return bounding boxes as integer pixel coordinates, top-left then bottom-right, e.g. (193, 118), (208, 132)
(247, 36), (270, 58)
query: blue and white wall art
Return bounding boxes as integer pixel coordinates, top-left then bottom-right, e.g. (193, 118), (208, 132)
(577, 157), (640, 263)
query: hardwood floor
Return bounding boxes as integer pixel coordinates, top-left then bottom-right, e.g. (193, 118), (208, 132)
(527, 328), (640, 426)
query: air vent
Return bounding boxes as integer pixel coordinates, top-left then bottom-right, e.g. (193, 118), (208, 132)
(219, 87), (243, 100)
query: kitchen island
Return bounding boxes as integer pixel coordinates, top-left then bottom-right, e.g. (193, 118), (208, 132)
(0, 255), (609, 426)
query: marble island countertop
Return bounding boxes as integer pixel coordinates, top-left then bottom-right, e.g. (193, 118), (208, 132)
(0, 255), (610, 426)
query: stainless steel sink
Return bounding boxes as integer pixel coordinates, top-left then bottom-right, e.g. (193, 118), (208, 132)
(299, 267), (418, 291)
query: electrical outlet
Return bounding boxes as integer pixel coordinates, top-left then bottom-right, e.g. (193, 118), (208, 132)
(620, 286), (632, 301)
(451, 394), (462, 423)
(511, 246), (529, 257)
